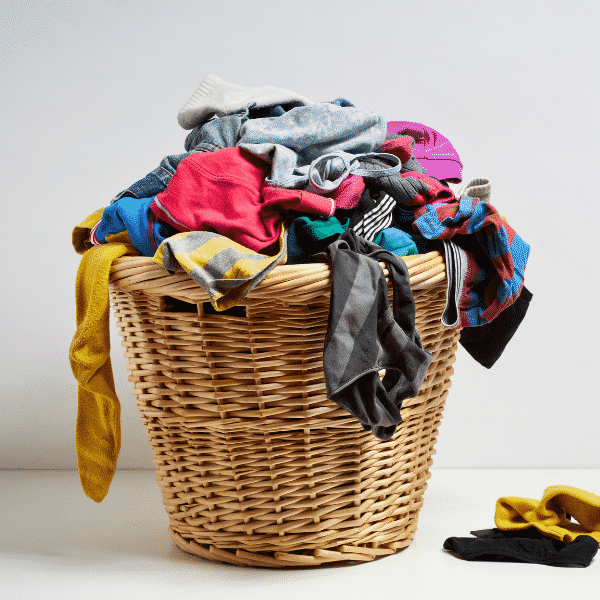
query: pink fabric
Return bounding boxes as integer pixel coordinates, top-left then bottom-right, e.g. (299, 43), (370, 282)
(382, 136), (414, 164)
(151, 147), (333, 252)
(386, 121), (463, 183)
(328, 174), (365, 210)
(262, 186), (334, 217)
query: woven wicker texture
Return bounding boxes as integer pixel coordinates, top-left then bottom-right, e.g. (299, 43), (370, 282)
(108, 250), (459, 567)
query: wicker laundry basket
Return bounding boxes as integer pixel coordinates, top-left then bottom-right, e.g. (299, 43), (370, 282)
(108, 250), (459, 567)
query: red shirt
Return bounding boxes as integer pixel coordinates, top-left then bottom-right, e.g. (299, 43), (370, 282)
(151, 147), (334, 253)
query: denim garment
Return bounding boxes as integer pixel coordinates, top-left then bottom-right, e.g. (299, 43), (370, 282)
(192, 98), (354, 128)
(183, 114), (247, 153)
(110, 153), (189, 204)
(183, 103), (353, 154)
(111, 115), (248, 204)
(246, 101), (305, 119)
(329, 97), (355, 107)
(111, 101), (360, 204)
(237, 103), (387, 189)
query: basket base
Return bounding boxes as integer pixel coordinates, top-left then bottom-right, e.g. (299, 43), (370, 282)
(169, 526), (412, 568)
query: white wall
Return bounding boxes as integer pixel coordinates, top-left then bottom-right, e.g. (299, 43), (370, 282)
(1, 0), (598, 470)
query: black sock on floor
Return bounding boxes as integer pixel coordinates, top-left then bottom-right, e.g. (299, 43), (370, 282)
(443, 528), (598, 568)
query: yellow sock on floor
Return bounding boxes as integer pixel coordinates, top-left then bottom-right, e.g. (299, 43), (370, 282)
(495, 485), (600, 544)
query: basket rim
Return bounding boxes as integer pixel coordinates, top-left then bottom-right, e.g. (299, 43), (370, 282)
(108, 249), (446, 300)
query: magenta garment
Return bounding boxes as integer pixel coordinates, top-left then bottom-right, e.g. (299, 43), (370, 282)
(386, 121), (463, 183)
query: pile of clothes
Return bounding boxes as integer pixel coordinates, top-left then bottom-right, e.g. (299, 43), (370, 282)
(444, 485), (600, 568)
(71, 75), (532, 502)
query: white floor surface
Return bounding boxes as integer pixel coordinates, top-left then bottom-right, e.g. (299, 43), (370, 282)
(1, 469), (599, 600)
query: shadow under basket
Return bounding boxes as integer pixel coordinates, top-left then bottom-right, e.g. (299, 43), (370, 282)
(108, 250), (460, 568)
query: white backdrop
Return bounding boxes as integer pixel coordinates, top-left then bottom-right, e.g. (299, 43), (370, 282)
(1, 0), (598, 470)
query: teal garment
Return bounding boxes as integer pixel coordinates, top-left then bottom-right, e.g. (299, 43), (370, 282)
(287, 215), (349, 264)
(373, 227), (418, 257)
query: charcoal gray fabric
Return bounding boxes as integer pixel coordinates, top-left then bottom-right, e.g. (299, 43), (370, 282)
(443, 528), (598, 568)
(459, 286), (533, 368)
(313, 229), (432, 441)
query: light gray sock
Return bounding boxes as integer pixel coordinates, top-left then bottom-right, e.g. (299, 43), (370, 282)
(177, 74), (314, 129)
(458, 177), (491, 202)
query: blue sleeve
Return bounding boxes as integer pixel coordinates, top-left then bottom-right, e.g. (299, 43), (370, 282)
(93, 200), (129, 243)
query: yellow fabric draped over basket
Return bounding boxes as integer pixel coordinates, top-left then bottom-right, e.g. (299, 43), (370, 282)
(107, 250), (459, 567)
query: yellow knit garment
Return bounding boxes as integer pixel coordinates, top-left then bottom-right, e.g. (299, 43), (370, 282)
(495, 485), (600, 544)
(70, 209), (136, 502)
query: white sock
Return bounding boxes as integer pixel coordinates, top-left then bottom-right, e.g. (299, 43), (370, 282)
(177, 74), (314, 129)
(458, 177), (491, 202)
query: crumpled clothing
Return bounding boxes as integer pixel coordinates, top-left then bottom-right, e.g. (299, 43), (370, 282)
(459, 285), (533, 368)
(237, 102), (387, 189)
(111, 114), (248, 204)
(177, 73), (314, 130)
(382, 135), (428, 176)
(386, 121), (463, 183)
(444, 528), (598, 568)
(373, 227), (418, 257)
(183, 113), (248, 154)
(112, 100), (362, 205)
(372, 169), (530, 327)
(286, 215), (349, 265)
(458, 177), (491, 203)
(304, 151), (401, 194)
(414, 196), (530, 327)
(495, 485), (600, 544)
(349, 186), (397, 242)
(90, 196), (178, 256)
(153, 226), (289, 311)
(247, 96), (354, 120)
(71, 208), (139, 503)
(375, 169), (455, 210)
(150, 147), (334, 253)
(327, 174), (365, 210)
(313, 229), (432, 441)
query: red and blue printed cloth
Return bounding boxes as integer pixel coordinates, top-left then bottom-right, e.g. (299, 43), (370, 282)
(410, 182), (530, 328)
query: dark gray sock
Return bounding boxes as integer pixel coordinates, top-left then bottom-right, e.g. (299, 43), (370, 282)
(443, 528), (598, 568)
